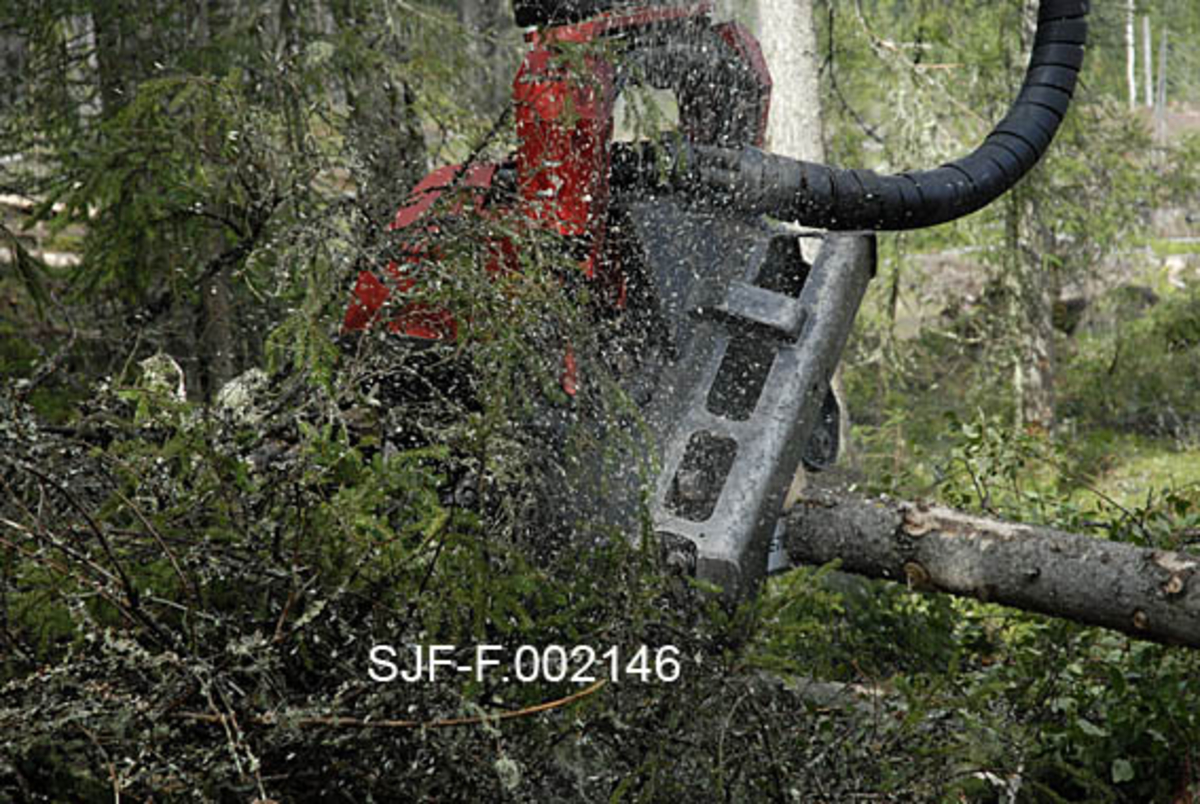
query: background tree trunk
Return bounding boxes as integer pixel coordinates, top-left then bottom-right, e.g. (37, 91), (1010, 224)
(1156, 26), (1169, 143)
(91, 0), (138, 116)
(458, 0), (517, 115)
(0, 30), (25, 117)
(1127, 0), (1137, 109)
(199, 266), (237, 399)
(1143, 15), (1154, 109)
(1010, 2), (1056, 432)
(754, 0), (854, 498)
(757, 0), (824, 165)
(332, 1), (426, 233)
(1009, 189), (1057, 432)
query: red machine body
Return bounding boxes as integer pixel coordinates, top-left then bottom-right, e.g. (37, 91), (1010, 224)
(342, 2), (771, 350)
(337, 0), (1086, 597)
(340, 1), (848, 598)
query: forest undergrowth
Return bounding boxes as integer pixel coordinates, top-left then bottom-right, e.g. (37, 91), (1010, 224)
(4, 0), (1200, 799)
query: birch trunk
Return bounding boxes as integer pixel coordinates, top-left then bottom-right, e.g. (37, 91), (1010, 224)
(757, 0), (824, 165)
(754, 0), (852, 500)
(1143, 15), (1154, 109)
(1126, 0), (1136, 110)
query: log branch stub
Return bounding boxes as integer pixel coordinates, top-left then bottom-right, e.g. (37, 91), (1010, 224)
(784, 491), (1200, 648)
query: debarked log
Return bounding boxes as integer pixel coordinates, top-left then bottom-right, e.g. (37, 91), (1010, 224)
(784, 492), (1200, 648)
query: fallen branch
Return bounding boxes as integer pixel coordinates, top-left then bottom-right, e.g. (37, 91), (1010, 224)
(784, 491), (1200, 648)
(175, 679), (607, 730)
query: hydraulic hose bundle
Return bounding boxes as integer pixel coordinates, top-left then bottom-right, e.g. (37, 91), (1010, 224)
(690, 0), (1089, 230)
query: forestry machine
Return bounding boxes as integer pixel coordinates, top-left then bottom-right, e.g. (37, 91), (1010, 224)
(343, 0), (1089, 596)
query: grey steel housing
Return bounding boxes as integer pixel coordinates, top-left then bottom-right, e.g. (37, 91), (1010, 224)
(616, 198), (874, 596)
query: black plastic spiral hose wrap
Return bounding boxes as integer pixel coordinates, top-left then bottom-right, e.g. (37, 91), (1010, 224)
(693, 0), (1090, 230)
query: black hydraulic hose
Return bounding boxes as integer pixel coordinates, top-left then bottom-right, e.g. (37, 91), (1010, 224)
(691, 0), (1089, 230)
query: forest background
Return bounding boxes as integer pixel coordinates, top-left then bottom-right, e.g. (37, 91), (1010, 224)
(3, 0), (1200, 800)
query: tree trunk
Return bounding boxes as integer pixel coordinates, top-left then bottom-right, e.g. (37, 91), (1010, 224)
(1126, 0), (1136, 110)
(1013, 256), (1056, 432)
(199, 266), (236, 399)
(1143, 15), (1154, 109)
(755, 0), (853, 501)
(1155, 26), (1168, 145)
(784, 491), (1200, 648)
(0, 29), (26, 116)
(1007, 175), (1056, 432)
(758, 0), (824, 165)
(1005, 0), (1055, 433)
(331, 2), (426, 233)
(91, 0), (138, 116)
(459, 0), (516, 115)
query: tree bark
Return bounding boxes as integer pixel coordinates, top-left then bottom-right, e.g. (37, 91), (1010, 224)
(459, 0), (517, 115)
(1008, 181), (1056, 433)
(199, 265), (236, 399)
(331, 2), (426, 232)
(1143, 15), (1154, 109)
(0, 29), (26, 115)
(91, 0), (139, 117)
(1155, 26), (1168, 145)
(758, 0), (824, 165)
(1126, 0), (1136, 110)
(755, 0), (854, 500)
(784, 491), (1200, 648)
